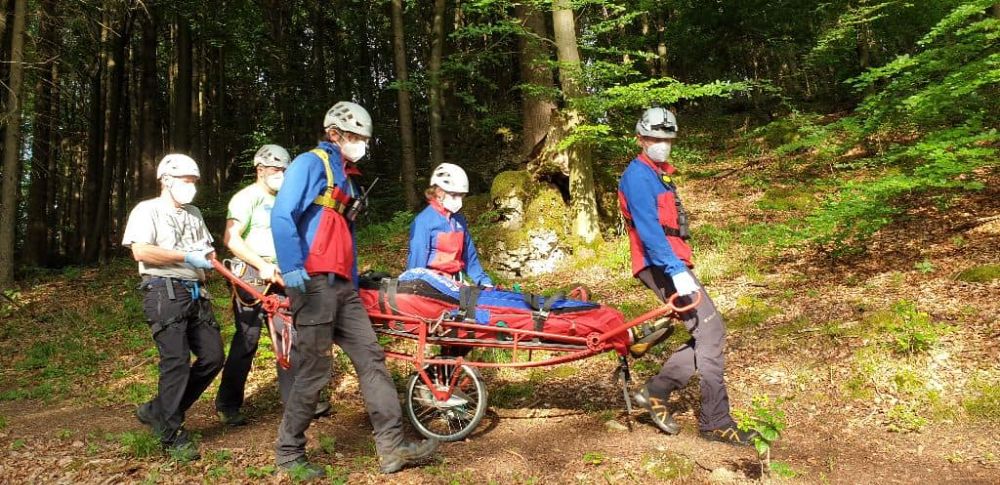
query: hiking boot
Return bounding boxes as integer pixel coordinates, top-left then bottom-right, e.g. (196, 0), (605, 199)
(699, 426), (757, 446)
(218, 409), (248, 426)
(632, 387), (680, 435)
(629, 318), (675, 358)
(164, 428), (201, 462)
(135, 402), (163, 434)
(379, 439), (439, 474)
(279, 457), (326, 481)
(313, 400), (332, 419)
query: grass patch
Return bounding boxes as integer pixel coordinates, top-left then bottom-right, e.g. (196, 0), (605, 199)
(964, 376), (1000, 423)
(955, 264), (1000, 283)
(529, 365), (578, 382)
(727, 295), (781, 330)
(116, 430), (161, 458)
(886, 403), (927, 433)
(757, 186), (818, 212)
(491, 382), (535, 408)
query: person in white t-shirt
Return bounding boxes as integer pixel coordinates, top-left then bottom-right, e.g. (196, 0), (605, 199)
(122, 154), (223, 462)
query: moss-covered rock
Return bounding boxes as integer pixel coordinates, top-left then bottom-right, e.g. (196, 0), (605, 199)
(490, 170), (536, 202)
(956, 264), (1000, 283)
(523, 186), (569, 234)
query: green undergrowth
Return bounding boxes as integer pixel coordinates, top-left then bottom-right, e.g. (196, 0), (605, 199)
(835, 300), (974, 432)
(0, 258), (237, 405)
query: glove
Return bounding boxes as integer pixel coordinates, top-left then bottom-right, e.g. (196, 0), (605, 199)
(259, 263), (279, 283)
(282, 269), (311, 293)
(671, 271), (701, 297)
(184, 248), (215, 269)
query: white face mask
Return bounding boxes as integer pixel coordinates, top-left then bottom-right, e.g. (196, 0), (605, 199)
(341, 140), (367, 162)
(441, 193), (463, 213)
(646, 141), (672, 163)
(265, 172), (284, 192)
(169, 179), (197, 205)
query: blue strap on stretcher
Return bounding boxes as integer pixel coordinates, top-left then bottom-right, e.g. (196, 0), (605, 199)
(397, 269), (597, 325)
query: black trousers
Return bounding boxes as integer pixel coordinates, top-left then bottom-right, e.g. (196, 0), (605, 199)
(275, 276), (403, 465)
(216, 284), (295, 413)
(636, 267), (737, 431)
(141, 279), (224, 443)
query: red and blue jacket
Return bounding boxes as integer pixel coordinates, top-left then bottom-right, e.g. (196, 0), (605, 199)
(617, 153), (693, 277)
(407, 198), (494, 286)
(272, 141), (360, 283)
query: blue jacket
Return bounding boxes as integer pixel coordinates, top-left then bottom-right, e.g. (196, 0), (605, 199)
(272, 141), (360, 283)
(407, 199), (493, 286)
(617, 153), (693, 277)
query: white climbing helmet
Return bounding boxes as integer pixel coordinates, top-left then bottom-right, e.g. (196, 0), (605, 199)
(253, 144), (291, 168)
(636, 107), (678, 139)
(429, 163), (469, 194)
(323, 101), (373, 138)
(156, 154), (200, 179)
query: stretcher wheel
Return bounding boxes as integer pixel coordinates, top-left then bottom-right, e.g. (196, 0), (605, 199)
(405, 363), (488, 442)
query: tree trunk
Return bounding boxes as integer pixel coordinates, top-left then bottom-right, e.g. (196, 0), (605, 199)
(391, 0), (419, 210)
(428, 0), (446, 167)
(172, 14), (192, 152)
(551, 1), (600, 243)
(656, 10), (668, 76)
(25, 0), (59, 266)
(516, 3), (555, 160)
(0, 0), (26, 284)
(45, 61), (61, 260)
(139, 7), (161, 196)
(86, 13), (131, 262)
(82, 19), (109, 261)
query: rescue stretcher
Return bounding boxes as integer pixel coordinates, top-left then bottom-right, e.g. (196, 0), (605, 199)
(212, 260), (699, 442)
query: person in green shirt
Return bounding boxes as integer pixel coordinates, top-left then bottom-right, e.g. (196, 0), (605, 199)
(215, 144), (330, 425)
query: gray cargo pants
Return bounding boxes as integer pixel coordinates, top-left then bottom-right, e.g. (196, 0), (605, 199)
(275, 275), (404, 465)
(140, 277), (225, 443)
(637, 267), (737, 432)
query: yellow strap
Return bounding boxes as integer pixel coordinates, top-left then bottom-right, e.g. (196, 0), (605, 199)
(311, 148), (336, 207)
(311, 148), (334, 188)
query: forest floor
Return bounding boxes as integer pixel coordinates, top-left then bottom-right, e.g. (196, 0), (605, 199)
(1, 125), (998, 484)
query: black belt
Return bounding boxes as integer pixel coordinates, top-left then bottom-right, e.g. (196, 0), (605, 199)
(140, 275), (203, 300)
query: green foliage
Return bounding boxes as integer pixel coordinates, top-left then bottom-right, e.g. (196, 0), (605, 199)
(245, 465), (276, 479)
(582, 451), (605, 465)
(769, 460), (800, 479)
(914, 260), (935, 274)
(735, 395), (787, 474)
(956, 264), (1000, 283)
(887, 402), (928, 432)
(317, 434), (337, 455)
(963, 376), (1000, 423)
(116, 430), (161, 458)
(0, 415), (6, 431)
(881, 300), (950, 355)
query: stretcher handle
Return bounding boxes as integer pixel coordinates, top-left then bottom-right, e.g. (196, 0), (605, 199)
(668, 290), (702, 314)
(211, 259), (289, 311)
